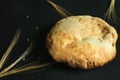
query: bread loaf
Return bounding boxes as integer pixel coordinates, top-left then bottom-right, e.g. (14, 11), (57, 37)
(46, 15), (118, 69)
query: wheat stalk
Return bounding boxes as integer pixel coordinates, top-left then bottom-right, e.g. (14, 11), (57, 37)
(0, 62), (52, 78)
(0, 30), (21, 70)
(47, 0), (73, 17)
(103, 0), (120, 23)
(0, 29), (53, 78)
(0, 42), (34, 74)
(13, 56), (38, 69)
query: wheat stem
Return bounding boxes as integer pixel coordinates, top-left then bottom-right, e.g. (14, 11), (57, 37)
(0, 30), (21, 70)
(47, 0), (73, 17)
(13, 56), (34, 69)
(16, 61), (41, 69)
(103, 0), (119, 23)
(0, 62), (52, 78)
(0, 43), (34, 74)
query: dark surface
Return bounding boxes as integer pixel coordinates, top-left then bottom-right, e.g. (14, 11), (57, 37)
(0, 0), (120, 80)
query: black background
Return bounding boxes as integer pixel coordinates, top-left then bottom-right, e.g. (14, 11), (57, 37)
(0, 0), (120, 80)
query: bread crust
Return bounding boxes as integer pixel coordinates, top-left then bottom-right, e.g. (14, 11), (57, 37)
(46, 15), (118, 69)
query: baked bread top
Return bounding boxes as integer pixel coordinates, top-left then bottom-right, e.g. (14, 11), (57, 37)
(46, 15), (118, 69)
